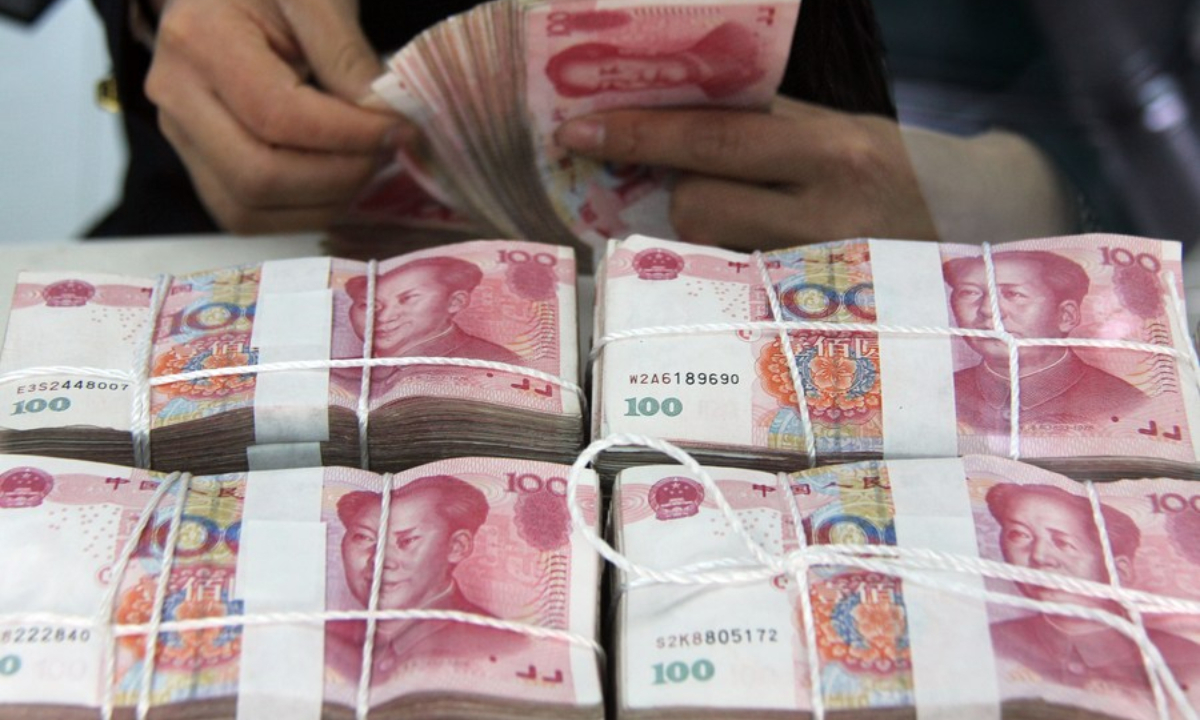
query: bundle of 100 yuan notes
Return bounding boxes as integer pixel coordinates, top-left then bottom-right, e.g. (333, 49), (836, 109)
(609, 448), (1200, 719)
(592, 234), (1200, 479)
(0, 240), (582, 475)
(0, 453), (603, 720)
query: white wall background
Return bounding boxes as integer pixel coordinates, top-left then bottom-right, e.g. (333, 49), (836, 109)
(0, 0), (124, 244)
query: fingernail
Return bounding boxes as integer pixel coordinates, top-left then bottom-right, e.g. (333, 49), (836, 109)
(556, 118), (604, 152)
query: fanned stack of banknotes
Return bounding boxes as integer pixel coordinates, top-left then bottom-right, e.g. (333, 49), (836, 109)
(360, 0), (800, 245)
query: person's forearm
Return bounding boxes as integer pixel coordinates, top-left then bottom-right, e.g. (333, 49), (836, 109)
(901, 125), (1081, 243)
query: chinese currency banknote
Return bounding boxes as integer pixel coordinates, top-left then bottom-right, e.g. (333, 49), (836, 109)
(0, 241), (581, 474)
(0, 453), (602, 719)
(3, 449), (1199, 719)
(362, 0), (800, 245)
(594, 234), (1200, 479)
(613, 454), (1200, 719)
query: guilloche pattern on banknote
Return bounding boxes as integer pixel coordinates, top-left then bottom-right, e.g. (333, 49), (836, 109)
(754, 241), (885, 457)
(524, 0), (800, 241)
(149, 264), (263, 429)
(785, 462), (914, 711)
(0, 455), (601, 714)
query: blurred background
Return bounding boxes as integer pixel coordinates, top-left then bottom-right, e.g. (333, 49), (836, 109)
(876, 0), (1200, 246)
(2, 0), (1200, 247)
(0, 0), (122, 244)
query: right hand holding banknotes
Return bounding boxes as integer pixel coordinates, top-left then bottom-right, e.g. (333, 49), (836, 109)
(554, 96), (941, 248)
(144, 0), (413, 233)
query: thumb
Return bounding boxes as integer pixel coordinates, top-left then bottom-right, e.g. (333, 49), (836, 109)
(284, 0), (382, 102)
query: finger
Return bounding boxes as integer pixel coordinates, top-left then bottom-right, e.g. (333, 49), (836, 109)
(180, 147), (347, 234)
(555, 106), (841, 184)
(157, 83), (382, 210)
(671, 173), (939, 249)
(667, 175), (817, 249)
(280, 0), (383, 103)
(151, 0), (405, 154)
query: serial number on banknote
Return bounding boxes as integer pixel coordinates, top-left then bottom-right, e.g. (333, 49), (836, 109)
(655, 627), (779, 650)
(13, 380), (130, 394)
(627, 372), (741, 387)
(0, 627), (92, 644)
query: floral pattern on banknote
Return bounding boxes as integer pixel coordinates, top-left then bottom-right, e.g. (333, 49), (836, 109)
(151, 266), (262, 427)
(525, 0), (800, 240)
(112, 479), (245, 705)
(789, 462), (914, 709)
(811, 572), (910, 675)
(758, 333), (884, 457)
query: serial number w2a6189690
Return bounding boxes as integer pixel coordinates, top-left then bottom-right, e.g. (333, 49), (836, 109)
(628, 372), (740, 386)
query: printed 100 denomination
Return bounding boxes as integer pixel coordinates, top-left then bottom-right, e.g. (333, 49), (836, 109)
(615, 456), (1200, 718)
(0, 454), (602, 714)
(1, 272), (154, 435)
(597, 234), (1200, 465)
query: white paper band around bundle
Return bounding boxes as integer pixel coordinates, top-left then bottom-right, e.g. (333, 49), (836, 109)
(564, 434), (1200, 720)
(0, 258), (586, 471)
(589, 241), (1200, 467)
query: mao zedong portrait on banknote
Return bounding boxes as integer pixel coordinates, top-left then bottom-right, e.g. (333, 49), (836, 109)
(543, 19), (766, 101)
(347, 257), (524, 366)
(985, 482), (1200, 693)
(945, 250), (1149, 432)
(325, 474), (528, 683)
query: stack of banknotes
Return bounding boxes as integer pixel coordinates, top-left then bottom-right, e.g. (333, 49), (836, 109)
(363, 0), (800, 245)
(612, 454), (1200, 719)
(592, 234), (1200, 478)
(0, 240), (582, 474)
(0, 453), (604, 719)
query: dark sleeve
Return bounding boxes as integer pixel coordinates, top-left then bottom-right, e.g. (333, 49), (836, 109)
(779, 0), (897, 119)
(86, 0), (219, 237)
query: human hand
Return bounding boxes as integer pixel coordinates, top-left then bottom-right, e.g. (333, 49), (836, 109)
(554, 96), (939, 249)
(145, 0), (412, 233)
